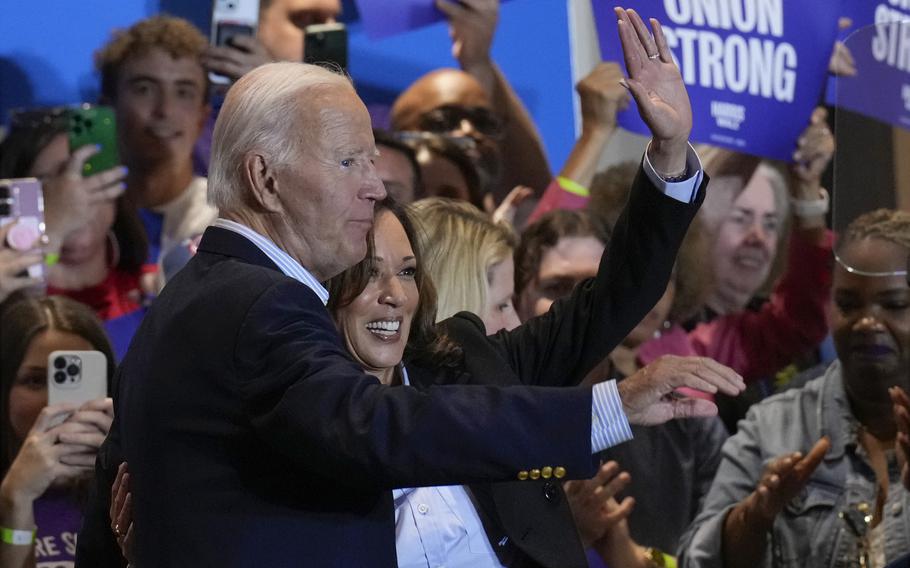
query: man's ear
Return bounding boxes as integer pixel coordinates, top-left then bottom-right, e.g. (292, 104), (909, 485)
(242, 153), (283, 213)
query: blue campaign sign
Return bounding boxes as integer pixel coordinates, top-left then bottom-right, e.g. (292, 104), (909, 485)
(836, 20), (910, 130)
(355, 0), (514, 40)
(592, 1), (841, 160)
(826, 1), (910, 129)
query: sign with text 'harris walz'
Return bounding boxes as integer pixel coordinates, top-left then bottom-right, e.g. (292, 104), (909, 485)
(592, 0), (841, 160)
(830, 1), (910, 130)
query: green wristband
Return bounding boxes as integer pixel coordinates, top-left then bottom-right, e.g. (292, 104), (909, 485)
(0, 526), (35, 545)
(45, 252), (60, 266)
(556, 176), (590, 197)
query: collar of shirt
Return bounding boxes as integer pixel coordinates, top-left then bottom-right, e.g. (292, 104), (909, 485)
(211, 218), (329, 305)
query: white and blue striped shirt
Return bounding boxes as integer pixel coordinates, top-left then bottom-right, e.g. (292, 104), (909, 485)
(212, 218), (329, 305)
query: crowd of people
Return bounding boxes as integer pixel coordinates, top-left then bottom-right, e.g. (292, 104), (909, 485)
(0, 1), (908, 567)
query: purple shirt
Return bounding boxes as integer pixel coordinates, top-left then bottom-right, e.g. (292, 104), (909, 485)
(33, 488), (82, 567)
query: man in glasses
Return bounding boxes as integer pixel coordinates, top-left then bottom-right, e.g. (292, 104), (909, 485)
(390, 0), (552, 202)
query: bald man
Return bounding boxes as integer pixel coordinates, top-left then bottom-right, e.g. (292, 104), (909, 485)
(391, 0), (553, 201)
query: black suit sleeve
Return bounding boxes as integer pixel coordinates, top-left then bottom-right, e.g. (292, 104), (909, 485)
(232, 281), (602, 490)
(483, 166), (706, 387)
(75, 409), (127, 567)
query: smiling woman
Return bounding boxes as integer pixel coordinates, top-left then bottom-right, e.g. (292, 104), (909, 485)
(680, 209), (910, 568)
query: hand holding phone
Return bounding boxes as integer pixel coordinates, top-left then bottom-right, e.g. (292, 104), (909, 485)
(0, 178), (46, 289)
(67, 105), (119, 176)
(208, 0), (261, 85)
(0, 224), (44, 303)
(304, 23), (347, 72)
(48, 351), (108, 407)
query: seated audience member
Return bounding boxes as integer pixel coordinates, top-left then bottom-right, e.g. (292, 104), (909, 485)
(0, 111), (148, 343)
(408, 197), (519, 333)
(0, 296), (115, 568)
(95, 16), (217, 273)
(373, 129), (421, 204)
(194, 0), (341, 173)
(107, 194), (735, 568)
(76, 10), (746, 564)
(390, 0), (552, 199)
(679, 209), (910, 567)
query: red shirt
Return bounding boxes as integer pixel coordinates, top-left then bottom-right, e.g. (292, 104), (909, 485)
(48, 267), (146, 321)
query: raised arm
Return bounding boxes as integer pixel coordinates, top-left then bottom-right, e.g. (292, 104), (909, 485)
(437, 0), (553, 195)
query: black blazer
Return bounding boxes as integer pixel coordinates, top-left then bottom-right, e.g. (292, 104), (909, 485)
(404, 168), (706, 567)
(78, 227), (604, 566)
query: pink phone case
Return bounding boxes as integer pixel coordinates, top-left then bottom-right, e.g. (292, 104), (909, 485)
(0, 178), (45, 280)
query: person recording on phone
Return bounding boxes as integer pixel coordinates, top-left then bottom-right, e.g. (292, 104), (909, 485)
(75, 8), (743, 566)
(0, 111), (144, 326)
(0, 296), (115, 568)
(193, 0), (342, 175)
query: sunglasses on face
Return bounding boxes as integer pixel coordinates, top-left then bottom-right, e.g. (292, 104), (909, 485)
(416, 105), (504, 138)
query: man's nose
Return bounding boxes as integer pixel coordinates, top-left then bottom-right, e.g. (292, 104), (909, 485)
(364, 162), (387, 202)
(153, 91), (173, 119)
(453, 118), (479, 139)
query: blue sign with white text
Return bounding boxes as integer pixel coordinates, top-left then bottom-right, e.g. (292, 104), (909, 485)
(593, 0), (841, 160)
(827, 1), (910, 130)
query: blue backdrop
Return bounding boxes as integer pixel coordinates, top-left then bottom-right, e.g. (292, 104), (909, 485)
(0, 0), (576, 172)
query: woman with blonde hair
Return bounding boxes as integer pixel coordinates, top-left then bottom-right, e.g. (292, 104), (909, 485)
(408, 197), (520, 334)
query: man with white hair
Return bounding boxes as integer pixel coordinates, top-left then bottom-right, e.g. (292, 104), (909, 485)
(76, 9), (739, 566)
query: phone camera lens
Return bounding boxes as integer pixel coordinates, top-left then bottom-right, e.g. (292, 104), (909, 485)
(54, 371), (66, 384)
(66, 364), (79, 376)
(84, 119), (93, 129)
(54, 356), (66, 369)
(0, 185), (9, 198)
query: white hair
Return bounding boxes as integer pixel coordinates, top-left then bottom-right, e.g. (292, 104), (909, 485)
(208, 62), (353, 212)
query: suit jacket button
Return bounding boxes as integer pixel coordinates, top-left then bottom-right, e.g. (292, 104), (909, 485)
(554, 467), (567, 479)
(517, 470), (529, 481)
(529, 469), (541, 480)
(541, 466), (553, 479)
(543, 482), (560, 503)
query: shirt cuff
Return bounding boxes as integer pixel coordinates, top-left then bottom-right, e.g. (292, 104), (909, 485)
(590, 380), (634, 453)
(642, 141), (703, 203)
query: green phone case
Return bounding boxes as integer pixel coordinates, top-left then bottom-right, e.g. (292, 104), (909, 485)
(67, 105), (119, 176)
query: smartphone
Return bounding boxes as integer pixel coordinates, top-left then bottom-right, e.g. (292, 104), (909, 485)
(210, 0), (260, 85)
(304, 23), (347, 72)
(0, 178), (45, 280)
(67, 105), (119, 176)
(47, 351), (108, 407)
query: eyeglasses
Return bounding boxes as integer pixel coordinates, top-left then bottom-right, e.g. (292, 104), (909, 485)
(416, 105), (504, 139)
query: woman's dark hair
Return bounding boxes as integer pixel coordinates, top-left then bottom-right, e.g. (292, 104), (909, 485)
(0, 296), (115, 475)
(325, 198), (461, 371)
(0, 111), (148, 272)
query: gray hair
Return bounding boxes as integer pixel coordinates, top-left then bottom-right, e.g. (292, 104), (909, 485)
(208, 62), (352, 212)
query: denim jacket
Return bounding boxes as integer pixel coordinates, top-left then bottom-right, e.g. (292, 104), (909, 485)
(679, 361), (910, 567)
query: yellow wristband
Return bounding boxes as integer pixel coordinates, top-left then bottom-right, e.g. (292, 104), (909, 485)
(0, 526), (35, 546)
(45, 252), (60, 266)
(644, 547), (677, 568)
(556, 176), (590, 198)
